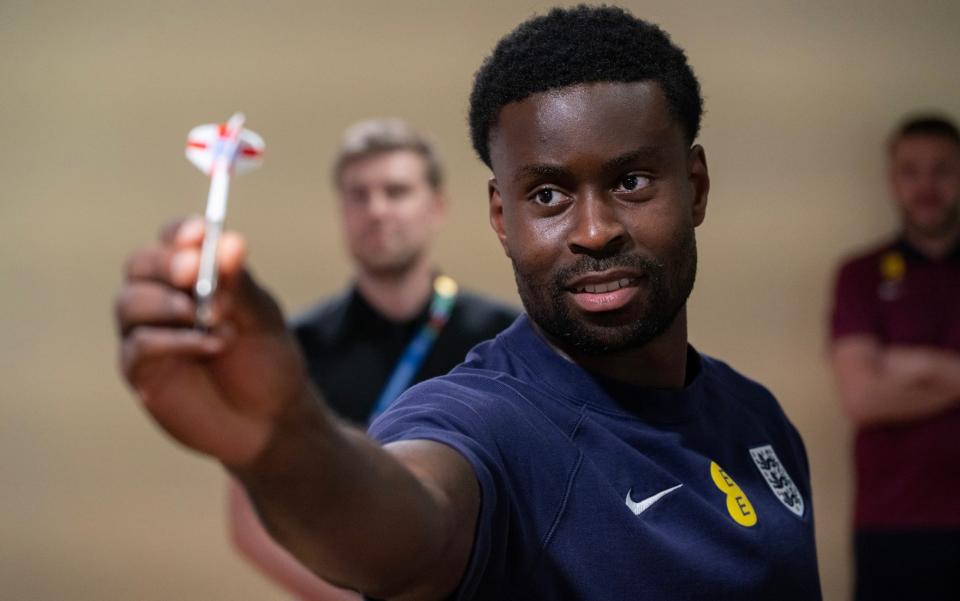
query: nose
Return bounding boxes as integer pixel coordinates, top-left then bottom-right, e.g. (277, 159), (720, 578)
(567, 192), (627, 258)
(366, 190), (391, 219)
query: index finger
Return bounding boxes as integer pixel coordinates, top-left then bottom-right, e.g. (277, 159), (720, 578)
(159, 215), (205, 247)
(123, 243), (199, 289)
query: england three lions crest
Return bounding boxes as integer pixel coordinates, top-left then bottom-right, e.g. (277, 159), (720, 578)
(749, 445), (804, 518)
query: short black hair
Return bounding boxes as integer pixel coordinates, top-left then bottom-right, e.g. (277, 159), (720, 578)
(889, 114), (960, 152)
(469, 5), (703, 168)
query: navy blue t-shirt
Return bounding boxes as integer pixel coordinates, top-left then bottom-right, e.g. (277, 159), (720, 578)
(370, 316), (821, 600)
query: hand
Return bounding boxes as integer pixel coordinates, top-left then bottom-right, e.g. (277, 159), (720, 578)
(115, 217), (308, 466)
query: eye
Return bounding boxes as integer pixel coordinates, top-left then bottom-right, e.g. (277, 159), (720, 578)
(616, 174), (651, 192)
(344, 189), (367, 205)
(385, 184), (412, 200)
(532, 188), (568, 206)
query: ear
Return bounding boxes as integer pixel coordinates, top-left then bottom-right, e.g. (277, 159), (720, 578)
(688, 144), (710, 227)
(488, 178), (511, 258)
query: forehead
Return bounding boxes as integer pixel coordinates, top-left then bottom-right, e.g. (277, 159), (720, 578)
(892, 135), (960, 164)
(338, 149), (428, 187)
(488, 81), (683, 177)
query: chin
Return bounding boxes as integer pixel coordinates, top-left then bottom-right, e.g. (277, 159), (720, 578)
(358, 250), (421, 277)
(905, 204), (958, 231)
(909, 217), (955, 237)
(532, 304), (676, 356)
(560, 323), (668, 356)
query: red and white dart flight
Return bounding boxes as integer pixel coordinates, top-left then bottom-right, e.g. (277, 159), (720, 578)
(185, 112), (265, 328)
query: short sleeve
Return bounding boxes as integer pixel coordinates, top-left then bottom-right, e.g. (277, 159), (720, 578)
(830, 259), (880, 341)
(367, 381), (511, 601)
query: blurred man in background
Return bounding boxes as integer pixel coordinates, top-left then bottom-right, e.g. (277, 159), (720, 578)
(228, 118), (516, 600)
(292, 118), (517, 424)
(830, 115), (960, 600)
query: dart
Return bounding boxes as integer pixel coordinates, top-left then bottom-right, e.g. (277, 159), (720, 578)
(184, 112), (264, 328)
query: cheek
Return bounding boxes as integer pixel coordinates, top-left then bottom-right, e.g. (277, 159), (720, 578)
(340, 207), (366, 237)
(386, 203), (436, 245)
(626, 202), (687, 250)
(939, 177), (960, 202)
(503, 210), (564, 270)
(897, 179), (933, 202)
(401, 195), (437, 220)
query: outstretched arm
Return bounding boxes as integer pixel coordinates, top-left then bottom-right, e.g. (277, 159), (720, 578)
(831, 334), (960, 426)
(116, 218), (478, 601)
(226, 479), (361, 601)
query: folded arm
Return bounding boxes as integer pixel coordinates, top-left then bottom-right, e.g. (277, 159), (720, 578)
(831, 334), (960, 426)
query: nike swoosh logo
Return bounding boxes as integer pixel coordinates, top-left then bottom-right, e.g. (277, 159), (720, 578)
(625, 484), (683, 516)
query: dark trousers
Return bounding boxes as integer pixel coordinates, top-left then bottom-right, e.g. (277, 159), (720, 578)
(854, 529), (960, 601)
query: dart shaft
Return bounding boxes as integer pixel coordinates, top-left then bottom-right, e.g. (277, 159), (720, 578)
(195, 217), (222, 329)
(195, 164), (231, 329)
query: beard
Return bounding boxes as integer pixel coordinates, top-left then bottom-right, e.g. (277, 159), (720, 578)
(354, 243), (424, 279)
(904, 201), (960, 238)
(513, 227), (697, 356)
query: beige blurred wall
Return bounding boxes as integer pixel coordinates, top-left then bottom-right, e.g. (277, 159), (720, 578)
(2, 1), (959, 599)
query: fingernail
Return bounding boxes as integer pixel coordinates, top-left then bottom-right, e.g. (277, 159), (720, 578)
(170, 251), (194, 282)
(179, 217), (204, 242)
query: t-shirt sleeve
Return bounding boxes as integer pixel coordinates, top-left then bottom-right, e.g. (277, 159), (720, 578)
(830, 259), (881, 341)
(367, 381), (511, 601)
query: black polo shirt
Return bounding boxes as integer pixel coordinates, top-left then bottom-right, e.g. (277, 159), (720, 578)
(291, 285), (519, 424)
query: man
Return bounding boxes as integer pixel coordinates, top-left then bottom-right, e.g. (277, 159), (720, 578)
(830, 116), (960, 600)
(117, 6), (821, 599)
(293, 118), (517, 425)
(227, 118), (516, 599)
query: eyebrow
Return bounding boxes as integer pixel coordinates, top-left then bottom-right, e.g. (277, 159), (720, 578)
(601, 146), (665, 171)
(512, 146), (666, 183)
(513, 163), (572, 182)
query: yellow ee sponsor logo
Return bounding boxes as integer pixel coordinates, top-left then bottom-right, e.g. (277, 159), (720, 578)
(880, 251), (906, 282)
(710, 461), (757, 527)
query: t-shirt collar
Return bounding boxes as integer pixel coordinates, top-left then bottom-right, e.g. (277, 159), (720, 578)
(332, 285), (433, 345)
(502, 315), (705, 423)
(895, 235), (960, 263)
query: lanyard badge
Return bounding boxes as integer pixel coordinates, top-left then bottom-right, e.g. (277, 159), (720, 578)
(368, 276), (459, 422)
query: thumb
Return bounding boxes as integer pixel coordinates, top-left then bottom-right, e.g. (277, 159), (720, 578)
(216, 233), (286, 331)
(218, 231), (248, 281)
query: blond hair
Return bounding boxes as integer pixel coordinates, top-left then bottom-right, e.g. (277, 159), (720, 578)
(333, 118), (443, 190)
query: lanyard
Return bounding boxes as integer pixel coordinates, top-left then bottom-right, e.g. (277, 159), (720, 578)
(368, 275), (459, 422)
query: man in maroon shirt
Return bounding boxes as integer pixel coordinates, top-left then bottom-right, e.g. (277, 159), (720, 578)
(830, 115), (960, 600)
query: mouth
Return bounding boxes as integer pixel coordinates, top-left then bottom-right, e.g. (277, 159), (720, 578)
(571, 277), (639, 294)
(565, 272), (643, 313)
(912, 196), (943, 208)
